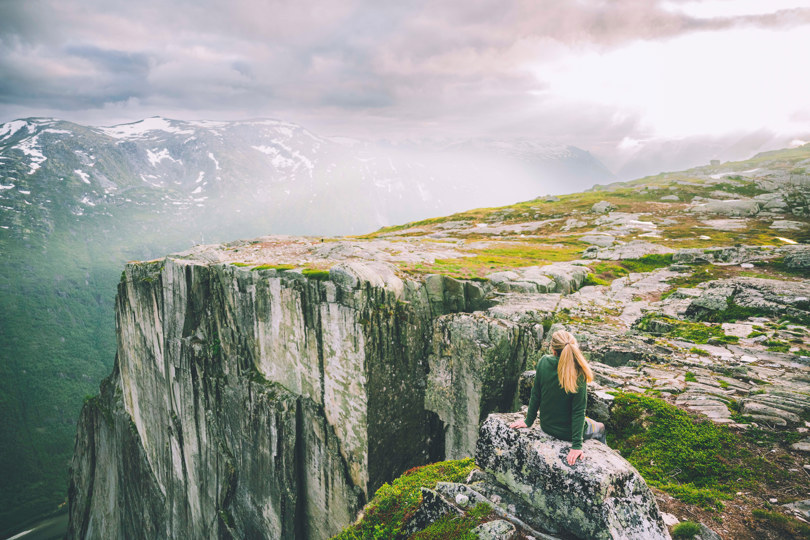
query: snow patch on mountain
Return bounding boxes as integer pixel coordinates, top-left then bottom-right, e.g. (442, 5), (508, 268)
(74, 170), (91, 184)
(16, 136), (47, 174)
(0, 121), (31, 141)
(147, 148), (182, 166)
(99, 117), (194, 139)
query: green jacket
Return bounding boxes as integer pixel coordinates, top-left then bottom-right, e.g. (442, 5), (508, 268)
(524, 354), (588, 450)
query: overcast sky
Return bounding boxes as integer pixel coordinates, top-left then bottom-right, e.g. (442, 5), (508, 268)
(1, 0), (809, 177)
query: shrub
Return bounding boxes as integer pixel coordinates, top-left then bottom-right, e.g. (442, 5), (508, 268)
(671, 521), (702, 539)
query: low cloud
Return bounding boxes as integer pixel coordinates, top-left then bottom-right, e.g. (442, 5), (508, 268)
(1, 0), (808, 176)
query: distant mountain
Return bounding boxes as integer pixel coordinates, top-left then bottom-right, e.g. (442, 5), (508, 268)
(0, 117), (614, 240)
(0, 116), (613, 535)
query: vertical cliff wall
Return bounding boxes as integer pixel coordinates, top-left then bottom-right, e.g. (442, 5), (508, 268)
(67, 250), (586, 539)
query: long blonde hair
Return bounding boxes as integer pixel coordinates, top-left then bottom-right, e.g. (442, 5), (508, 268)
(550, 330), (594, 393)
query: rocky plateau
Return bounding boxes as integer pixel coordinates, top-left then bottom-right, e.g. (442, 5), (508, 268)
(68, 145), (810, 538)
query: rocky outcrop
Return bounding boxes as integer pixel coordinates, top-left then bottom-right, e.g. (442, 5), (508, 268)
(426, 313), (535, 460)
(488, 263), (590, 294)
(684, 277), (810, 322)
(68, 252), (594, 539)
(688, 199), (761, 216)
(591, 201), (617, 214)
(672, 244), (806, 265)
(582, 240), (674, 260)
(469, 413), (670, 539)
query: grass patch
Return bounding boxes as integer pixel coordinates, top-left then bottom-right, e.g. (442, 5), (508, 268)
(689, 347), (710, 357)
(635, 313), (739, 345)
(334, 459), (476, 539)
(251, 264), (295, 271)
(302, 268), (331, 280)
(401, 242), (585, 278)
(751, 508), (810, 538)
(671, 521), (702, 539)
(684, 371), (698, 382)
(585, 254), (674, 286)
(583, 273), (610, 286)
(764, 339), (791, 353)
(621, 253), (674, 273)
(608, 392), (761, 510)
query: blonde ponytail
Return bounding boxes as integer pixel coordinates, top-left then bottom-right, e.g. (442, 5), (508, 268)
(550, 330), (594, 393)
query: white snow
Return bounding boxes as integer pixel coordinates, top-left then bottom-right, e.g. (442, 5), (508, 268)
(0, 120), (29, 140)
(15, 135), (47, 174)
(253, 141), (313, 175)
(777, 237), (798, 244)
(42, 129), (72, 135)
(0, 184), (15, 190)
(80, 196), (96, 206)
(188, 120), (229, 129)
(195, 171), (205, 183)
(18, 189), (30, 195)
(74, 170), (91, 184)
(146, 148), (182, 166)
(208, 152), (220, 170)
(99, 117), (194, 139)
(191, 186), (202, 194)
(252, 145), (276, 155)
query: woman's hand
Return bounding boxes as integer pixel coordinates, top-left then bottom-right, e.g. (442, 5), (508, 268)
(566, 449), (584, 465)
(508, 419), (527, 429)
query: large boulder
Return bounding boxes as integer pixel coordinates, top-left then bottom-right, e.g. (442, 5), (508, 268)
(476, 413), (671, 540)
(784, 245), (810, 269)
(688, 199), (761, 216)
(591, 200), (617, 214)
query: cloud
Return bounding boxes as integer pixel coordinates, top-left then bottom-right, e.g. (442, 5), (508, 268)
(0, 0), (808, 175)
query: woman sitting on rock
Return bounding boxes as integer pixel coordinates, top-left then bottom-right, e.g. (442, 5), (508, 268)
(509, 330), (607, 465)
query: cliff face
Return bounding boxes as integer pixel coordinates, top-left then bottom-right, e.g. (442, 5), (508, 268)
(68, 254), (541, 539)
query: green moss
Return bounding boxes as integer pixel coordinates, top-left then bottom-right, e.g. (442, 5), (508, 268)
(586, 262), (628, 283)
(333, 459), (476, 539)
(671, 520), (702, 538)
(689, 347), (710, 357)
(302, 268), (331, 280)
(410, 503), (495, 540)
(764, 339), (790, 353)
(636, 314), (739, 345)
(583, 273), (610, 286)
(230, 262), (250, 267)
(684, 371), (698, 382)
(252, 264), (295, 271)
(607, 392), (759, 510)
(752, 508), (810, 538)
(620, 253), (674, 273)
